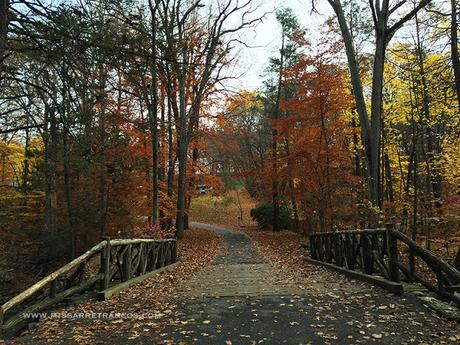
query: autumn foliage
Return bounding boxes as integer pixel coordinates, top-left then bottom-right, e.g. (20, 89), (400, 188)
(209, 43), (361, 233)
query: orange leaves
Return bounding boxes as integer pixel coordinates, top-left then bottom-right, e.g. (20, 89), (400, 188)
(205, 42), (360, 231)
(271, 49), (359, 230)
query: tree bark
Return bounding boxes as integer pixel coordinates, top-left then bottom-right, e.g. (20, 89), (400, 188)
(21, 123), (29, 199)
(44, 102), (58, 234)
(167, 98), (174, 200)
(0, 0), (8, 65)
(148, 0), (160, 225)
(327, 0), (375, 205)
(166, 98), (174, 230)
(175, 136), (187, 238)
(384, 153), (394, 202)
(63, 126), (75, 259)
(451, 0), (460, 112)
(62, 62), (75, 258)
(369, 28), (387, 209)
(272, 34), (285, 232)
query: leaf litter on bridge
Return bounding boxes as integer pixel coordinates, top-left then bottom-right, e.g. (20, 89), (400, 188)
(8, 227), (225, 345)
(121, 224), (460, 344)
(7, 224), (460, 344)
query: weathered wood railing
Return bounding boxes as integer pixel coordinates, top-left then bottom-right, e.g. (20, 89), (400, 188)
(309, 225), (460, 305)
(0, 237), (177, 336)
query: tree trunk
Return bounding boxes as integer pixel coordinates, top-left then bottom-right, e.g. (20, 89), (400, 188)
(63, 127), (75, 259)
(159, 89), (166, 183)
(351, 113), (361, 177)
(22, 124), (29, 200)
(285, 138), (300, 231)
(167, 99), (174, 200)
(61, 62), (76, 258)
(164, 97), (175, 230)
(148, 0), (160, 225)
(369, 30), (387, 209)
(0, 0), (8, 65)
(44, 103), (58, 234)
(451, 0), (460, 112)
(415, 11), (441, 205)
(97, 64), (108, 239)
(384, 153), (394, 202)
(175, 137), (187, 238)
(185, 146), (199, 230)
(327, 0), (376, 206)
(175, 53), (188, 239)
(327, 0), (433, 208)
(272, 34), (285, 232)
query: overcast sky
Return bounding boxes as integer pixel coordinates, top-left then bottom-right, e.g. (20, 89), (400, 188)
(225, 0), (332, 91)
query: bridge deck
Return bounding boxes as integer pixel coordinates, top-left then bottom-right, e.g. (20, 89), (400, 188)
(13, 223), (460, 344)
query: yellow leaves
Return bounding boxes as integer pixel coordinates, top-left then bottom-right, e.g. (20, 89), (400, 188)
(0, 139), (43, 188)
(384, 48), (458, 128)
(0, 140), (24, 160)
(0, 140), (25, 186)
(224, 90), (263, 122)
(442, 137), (460, 191)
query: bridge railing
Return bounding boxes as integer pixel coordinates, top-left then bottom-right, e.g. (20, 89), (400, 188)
(0, 237), (177, 336)
(309, 224), (460, 305)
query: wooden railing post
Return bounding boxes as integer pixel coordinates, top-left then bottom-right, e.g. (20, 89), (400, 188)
(325, 235), (332, 263)
(453, 247), (460, 270)
(139, 243), (147, 275)
(50, 280), (57, 298)
(172, 241), (177, 263)
(159, 244), (165, 268)
(344, 234), (353, 269)
(166, 242), (171, 265)
(309, 235), (316, 259)
(0, 305), (4, 336)
(150, 243), (157, 270)
(100, 237), (111, 291)
(360, 233), (373, 274)
(334, 233), (343, 266)
(386, 223), (400, 282)
(122, 244), (132, 282)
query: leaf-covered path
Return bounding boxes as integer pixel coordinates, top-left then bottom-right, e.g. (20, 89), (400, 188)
(151, 223), (459, 344)
(179, 223), (302, 297)
(10, 224), (459, 344)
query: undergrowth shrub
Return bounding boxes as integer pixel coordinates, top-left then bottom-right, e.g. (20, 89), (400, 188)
(250, 202), (293, 230)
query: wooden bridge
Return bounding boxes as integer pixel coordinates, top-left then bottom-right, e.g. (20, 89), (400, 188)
(1, 224), (460, 343)
(309, 224), (460, 306)
(0, 237), (177, 336)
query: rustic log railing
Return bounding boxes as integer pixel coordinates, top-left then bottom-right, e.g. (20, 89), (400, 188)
(0, 237), (177, 336)
(309, 225), (460, 305)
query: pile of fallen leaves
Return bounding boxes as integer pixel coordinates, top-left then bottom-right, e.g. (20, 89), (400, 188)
(10, 227), (224, 344)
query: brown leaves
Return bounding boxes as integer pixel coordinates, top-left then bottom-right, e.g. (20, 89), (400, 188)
(237, 226), (460, 343)
(16, 228), (224, 344)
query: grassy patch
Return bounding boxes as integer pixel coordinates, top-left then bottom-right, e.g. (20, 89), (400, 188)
(190, 188), (257, 228)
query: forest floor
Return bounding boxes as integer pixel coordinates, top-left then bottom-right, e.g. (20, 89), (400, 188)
(0, 230), (44, 305)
